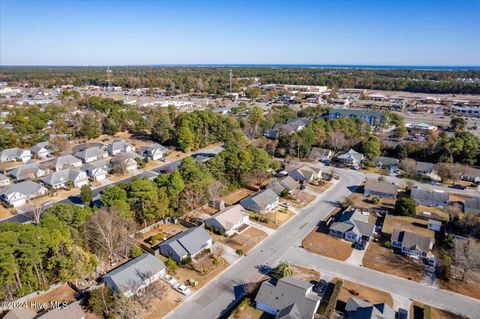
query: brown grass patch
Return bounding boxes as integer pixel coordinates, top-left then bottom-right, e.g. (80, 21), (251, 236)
(382, 215), (434, 238)
(410, 302), (468, 319)
(415, 205), (449, 221)
(220, 226), (268, 253)
(363, 242), (425, 282)
(284, 190), (316, 208)
(29, 283), (77, 307)
(437, 278), (480, 300)
(0, 205), (14, 219)
(291, 265), (320, 282)
(175, 256), (230, 290)
(302, 230), (353, 261)
(348, 191), (396, 213)
(337, 279), (393, 307)
(140, 281), (182, 319)
(222, 188), (254, 205)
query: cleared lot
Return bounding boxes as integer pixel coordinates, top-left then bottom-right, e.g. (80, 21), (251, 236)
(302, 229), (353, 261)
(220, 226), (268, 253)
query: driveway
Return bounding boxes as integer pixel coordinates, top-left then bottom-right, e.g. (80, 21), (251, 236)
(345, 242), (368, 266)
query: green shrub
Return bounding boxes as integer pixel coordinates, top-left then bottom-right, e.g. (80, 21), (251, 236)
(129, 246), (143, 258)
(324, 280), (343, 318)
(181, 256), (192, 265)
(371, 196), (380, 204)
(383, 241), (392, 249)
(165, 258), (177, 273)
(236, 249), (245, 255)
(423, 305), (431, 319)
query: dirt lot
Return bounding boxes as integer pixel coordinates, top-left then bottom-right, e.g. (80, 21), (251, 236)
(284, 190), (316, 208)
(136, 223), (188, 246)
(222, 188), (254, 205)
(260, 209), (295, 229)
(175, 256), (230, 290)
(0, 205), (14, 219)
(230, 300), (265, 319)
(382, 215), (434, 238)
(291, 265), (320, 283)
(302, 229), (353, 261)
(307, 181), (334, 193)
(410, 302), (468, 319)
(337, 279), (393, 307)
(220, 226), (268, 253)
(363, 242), (425, 282)
(438, 277), (480, 300)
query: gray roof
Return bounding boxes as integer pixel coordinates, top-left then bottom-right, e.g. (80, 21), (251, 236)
(364, 179), (398, 196)
(416, 161), (435, 173)
(346, 297), (395, 319)
(277, 303), (302, 319)
(75, 146), (106, 160)
(30, 142), (51, 154)
(36, 301), (85, 319)
(411, 188), (449, 203)
(391, 229), (432, 253)
(0, 147), (30, 159)
(41, 168), (85, 186)
(143, 143), (168, 153)
(338, 149), (364, 162)
(240, 188), (279, 212)
(373, 156), (399, 167)
(255, 277), (320, 318)
(206, 204), (248, 231)
(3, 308), (36, 319)
(309, 147), (332, 160)
(83, 159), (111, 171)
(465, 197), (480, 211)
(268, 176), (300, 195)
(108, 140), (133, 152)
(51, 155), (82, 169)
(102, 253), (165, 293)
(159, 226), (212, 258)
(0, 181), (46, 197)
(8, 162), (44, 180)
(0, 173), (9, 182)
(330, 209), (374, 238)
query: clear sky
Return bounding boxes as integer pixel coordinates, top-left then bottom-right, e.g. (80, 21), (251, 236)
(1, 0), (479, 66)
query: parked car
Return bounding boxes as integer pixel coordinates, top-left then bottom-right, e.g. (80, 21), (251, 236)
(299, 184), (307, 190)
(313, 279), (327, 295)
(449, 184), (466, 190)
(173, 284), (191, 295)
(353, 240), (367, 250)
(397, 308), (408, 319)
(280, 202), (290, 208)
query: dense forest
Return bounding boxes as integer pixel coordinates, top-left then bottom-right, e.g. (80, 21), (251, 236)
(1, 66), (479, 94)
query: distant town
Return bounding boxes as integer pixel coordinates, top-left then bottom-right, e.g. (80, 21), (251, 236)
(0, 66), (479, 319)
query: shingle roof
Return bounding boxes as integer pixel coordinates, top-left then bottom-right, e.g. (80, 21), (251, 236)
(240, 188), (279, 212)
(465, 197), (480, 211)
(159, 227), (212, 257)
(75, 147), (106, 160)
(30, 142), (50, 154)
(36, 301), (85, 319)
(8, 162), (43, 180)
(373, 156), (399, 167)
(207, 204), (248, 230)
(51, 155), (82, 169)
(0, 181), (46, 197)
(102, 253), (165, 293)
(41, 168), (85, 186)
(364, 179), (398, 196)
(411, 188), (449, 203)
(416, 161), (434, 173)
(3, 308), (36, 319)
(338, 149), (364, 162)
(309, 147), (332, 160)
(391, 229), (432, 253)
(346, 297), (395, 319)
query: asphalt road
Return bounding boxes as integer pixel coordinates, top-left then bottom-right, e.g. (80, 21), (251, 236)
(165, 170), (364, 319)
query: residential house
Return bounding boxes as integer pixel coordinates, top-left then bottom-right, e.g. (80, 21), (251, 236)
(391, 228), (435, 263)
(416, 161), (440, 181)
(255, 277), (321, 319)
(345, 297), (396, 319)
(464, 197), (480, 215)
(411, 188), (449, 208)
(328, 108), (384, 127)
(3, 309), (37, 319)
(83, 160), (111, 181)
(158, 226), (213, 263)
(372, 156), (399, 171)
(308, 147), (333, 163)
(8, 162), (47, 181)
(75, 147), (108, 163)
(0, 147), (32, 163)
(337, 149), (364, 167)
(35, 301), (86, 319)
(41, 168), (89, 189)
(0, 174), (10, 187)
(110, 152), (140, 172)
(268, 176), (300, 196)
(140, 143), (168, 160)
(50, 154), (83, 171)
(205, 204), (249, 236)
(102, 253), (166, 298)
(427, 219), (442, 232)
(30, 141), (52, 159)
(329, 208), (375, 243)
(363, 179), (398, 199)
(107, 139), (135, 156)
(286, 165), (322, 183)
(265, 118), (310, 139)
(0, 181), (48, 207)
(240, 188), (279, 213)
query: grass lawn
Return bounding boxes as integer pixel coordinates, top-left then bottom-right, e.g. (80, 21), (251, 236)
(348, 190), (396, 214)
(283, 190), (316, 208)
(291, 265), (320, 283)
(382, 215), (434, 238)
(302, 229), (353, 261)
(230, 299), (271, 319)
(337, 279), (393, 308)
(363, 242), (425, 282)
(259, 209), (295, 229)
(222, 188), (254, 205)
(220, 226), (268, 253)
(415, 205), (449, 221)
(308, 181), (334, 193)
(174, 256), (230, 290)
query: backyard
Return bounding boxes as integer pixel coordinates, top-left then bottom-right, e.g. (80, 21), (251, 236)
(302, 229), (353, 261)
(336, 279), (393, 308)
(222, 188), (254, 205)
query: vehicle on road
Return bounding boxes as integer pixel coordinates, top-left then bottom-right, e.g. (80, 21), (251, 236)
(449, 184), (466, 190)
(173, 284), (191, 295)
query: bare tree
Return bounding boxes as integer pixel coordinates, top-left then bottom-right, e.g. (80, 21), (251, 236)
(436, 163), (467, 184)
(399, 158), (417, 176)
(112, 154), (133, 175)
(210, 244), (225, 260)
(207, 179), (226, 201)
(242, 169), (268, 188)
(85, 207), (134, 265)
(457, 239), (480, 282)
(49, 136), (72, 156)
(328, 129), (348, 152)
(31, 204), (47, 224)
(179, 186), (204, 213)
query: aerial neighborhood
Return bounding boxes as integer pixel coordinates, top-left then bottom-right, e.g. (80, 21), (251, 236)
(1, 65), (480, 319)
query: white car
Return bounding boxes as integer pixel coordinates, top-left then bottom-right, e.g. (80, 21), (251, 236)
(173, 284), (191, 296)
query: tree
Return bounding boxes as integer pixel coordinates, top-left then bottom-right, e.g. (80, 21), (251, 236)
(394, 196), (417, 216)
(179, 186), (204, 213)
(450, 117), (466, 132)
(80, 185), (93, 206)
(88, 286), (115, 317)
(210, 244), (225, 261)
(359, 136), (381, 159)
(101, 186), (133, 220)
(167, 170), (185, 209)
(399, 158), (417, 176)
(165, 258), (177, 274)
(177, 125), (194, 151)
(456, 239), (480, 282)
(128, 179), (161, 225)
(0, 127), (18, 150)
(206, 179), (226, 201)
(79, 113), (101, 139)
(275, 261), (294, 278)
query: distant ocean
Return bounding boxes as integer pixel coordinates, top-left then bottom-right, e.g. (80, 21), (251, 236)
(162, 64), (480, 70)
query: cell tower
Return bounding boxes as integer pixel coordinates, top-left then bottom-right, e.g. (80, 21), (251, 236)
(106, 66), (113, 90)
(229, 69), (233, 94)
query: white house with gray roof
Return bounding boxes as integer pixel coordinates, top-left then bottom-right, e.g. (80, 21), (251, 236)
(0, 174), (10, 187)
(41, 168), (88, 189)
(0, 181), (48, 207)
(205, 204), (249, 236)
(83, 160), (111, 181)
(337, 149), (364, 167)
(75, 146), (108, 163)
(102, 253), (166, 298)
(158, 226), (212, 263)
(8, 162), (48, 181)
(50, 154), (83, 171)
(391, 228), (435, 264)
(107, 140), (135, 156)
(139, 143), (168, 160)
(30, 142), (52, 159)
(373, 156), (399, 170)
(255, 277), (320, 319)
(268, 176), (300, 196)
(329, 208), (375, 243)
(0, 148), (32, 163)
(240, 188), (279, 213)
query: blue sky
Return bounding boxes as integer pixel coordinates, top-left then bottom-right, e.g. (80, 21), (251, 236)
(1, 0), (479, 66)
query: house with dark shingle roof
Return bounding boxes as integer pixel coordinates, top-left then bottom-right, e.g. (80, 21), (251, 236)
(364, 179), (398, 199)
(372, 156), (399, 170)
(102, 253), (166, 297)
(255, 277), (320, 319)
(158, 227), (212, 263)
(464, 197), (480, 215)
(411, 188), (449, 208)
(346, 297), (396, 319)
(287, 165), (322, 183)
(329, 208), (375, 243)
(391, 229), (435, 263)
(268, 176), (300, 196)
(416, 161), (440, 181)
(240, 188), (279, 213)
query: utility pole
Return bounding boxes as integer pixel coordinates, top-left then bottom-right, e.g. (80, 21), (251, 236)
(229, 69), (233, 94)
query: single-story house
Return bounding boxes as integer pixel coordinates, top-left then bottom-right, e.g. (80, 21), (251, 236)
(8, 162), (48, 181)
(416, 161), (440, 181)
(255, 276), (320, 319)
(337, 149), (364, 166)
(50, 154), (83, 171)
(140, 143), (168, 160)
(287, 165), (322, 183)
(0, 181), (48, 207)
(0, 174), (10, 187)
(0, 147), (32, 163)
(372, 156), (399, 171)
(107, 139), (135, 156)
(41, 168), (89, 189)
(103, 253), (166, 298)
(240, 188), (279, 213)
(364, 179), (398, 199)
(83, 160), (111, 181)
(345, 297), (396, 319)
(205, 204), (249, 236)
(464, 197), (480, 215)
(75, 146), (108, 163)
(427, 219), (442, 232)
(35, 301), (86, 319)
(268, 176), (300, 196)
(329, 208), (375, 243)
(391, 228), (435, 263)
(411, 188), (450, 208)
(30, 141), (52, 159)
(158, 226), (213, 263)
(309, 147), (333, 163)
